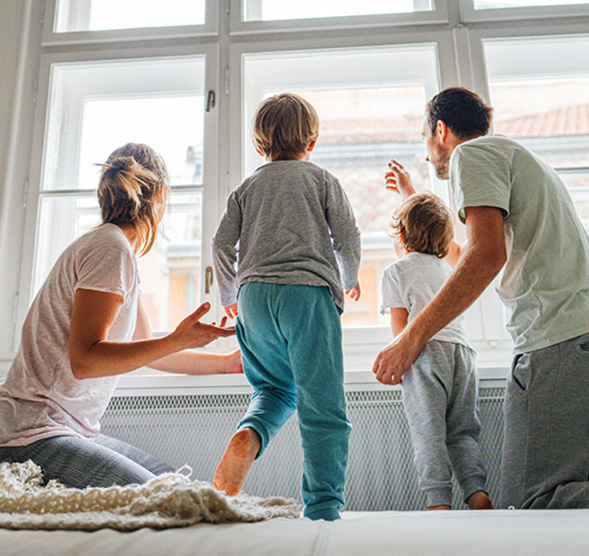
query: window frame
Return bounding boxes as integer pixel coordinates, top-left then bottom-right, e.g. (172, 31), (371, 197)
(6, 0), (589, 379)
(41, 0), (219, 46)
(228, 29), (459, 194)
(228, 32), (506, 365)
(458, 0), (589, 22)
(17, 42), (222, 342)
(229, 0), (448, 35)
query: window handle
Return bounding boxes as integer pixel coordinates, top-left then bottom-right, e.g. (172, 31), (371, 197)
(204, 266), (214, 294)
(206, 90), (216, 112)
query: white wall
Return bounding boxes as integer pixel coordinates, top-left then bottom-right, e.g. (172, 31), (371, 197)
(0, 0), (43, 373)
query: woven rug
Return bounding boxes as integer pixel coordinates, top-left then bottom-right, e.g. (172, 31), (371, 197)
(0, 461), (301, 530)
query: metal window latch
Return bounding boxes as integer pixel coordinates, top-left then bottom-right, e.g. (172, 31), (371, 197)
(206, 90), (216, 112)
(204, 266), (214, 294)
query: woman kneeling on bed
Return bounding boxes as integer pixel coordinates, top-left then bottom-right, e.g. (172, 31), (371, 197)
(0, 143), (240, 488)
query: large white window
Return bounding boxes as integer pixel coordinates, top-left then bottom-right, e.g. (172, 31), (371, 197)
(483, 36), (589, 227)
(242, 46), (440, 328)
(4, 0), (588, 376)
(29, 57), (208, 333)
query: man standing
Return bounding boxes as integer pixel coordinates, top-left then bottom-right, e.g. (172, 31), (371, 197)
(374, 87), (589, 509)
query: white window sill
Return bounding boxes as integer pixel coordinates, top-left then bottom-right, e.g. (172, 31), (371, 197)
(112, 363), (509, 397)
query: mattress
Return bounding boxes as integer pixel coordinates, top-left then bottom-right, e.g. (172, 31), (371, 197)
(1, 509), (588, 556)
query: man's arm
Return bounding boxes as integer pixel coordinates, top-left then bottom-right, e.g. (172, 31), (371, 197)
(373, 205), (507, 385)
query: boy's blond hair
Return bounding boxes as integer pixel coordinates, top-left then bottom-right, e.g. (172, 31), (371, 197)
(392, 192), (454, 258)
(252, 93), (319, 161)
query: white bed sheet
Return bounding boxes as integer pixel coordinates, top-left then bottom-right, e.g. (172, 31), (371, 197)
(1, 510), (588, 556)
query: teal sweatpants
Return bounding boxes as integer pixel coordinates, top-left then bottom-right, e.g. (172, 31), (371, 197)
(235, 282), (350, 521)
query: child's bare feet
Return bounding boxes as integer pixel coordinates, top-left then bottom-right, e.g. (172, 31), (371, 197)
(213, 428), (261, 496)
(466, 490), (493, 510)
(426, 505), (451, 511)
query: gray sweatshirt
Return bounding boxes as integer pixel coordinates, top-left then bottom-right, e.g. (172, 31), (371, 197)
(212, 160), (361, 312)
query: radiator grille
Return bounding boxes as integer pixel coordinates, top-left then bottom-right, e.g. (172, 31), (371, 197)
(101, 386), (505, 511)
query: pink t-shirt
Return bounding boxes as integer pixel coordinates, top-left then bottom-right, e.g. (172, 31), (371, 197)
(0, 224), (139, 446)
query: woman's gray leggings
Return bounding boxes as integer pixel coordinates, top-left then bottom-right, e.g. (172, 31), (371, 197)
(0, 434), (175, 488)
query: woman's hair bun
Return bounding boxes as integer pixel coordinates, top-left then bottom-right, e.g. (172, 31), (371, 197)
(97, 143), (170, 256)
(103, 156), (139, 174)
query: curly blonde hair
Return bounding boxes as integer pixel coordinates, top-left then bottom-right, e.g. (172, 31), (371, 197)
(392, 192), (454, 258)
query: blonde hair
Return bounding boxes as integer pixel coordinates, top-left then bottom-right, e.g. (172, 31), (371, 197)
(97, 143), (170, 256)
(392, 192), (454, 258)
(252, 93), (319, 161)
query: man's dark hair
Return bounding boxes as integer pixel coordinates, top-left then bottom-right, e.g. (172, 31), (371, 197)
(425, 87), (493, 139)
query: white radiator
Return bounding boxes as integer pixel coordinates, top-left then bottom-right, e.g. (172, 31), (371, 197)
(101, 377), (505, 511)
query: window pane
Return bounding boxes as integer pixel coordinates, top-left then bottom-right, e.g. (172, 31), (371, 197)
(489, 78), (589, 169)
(243, 47), (439, 327)
(138, 192), (203, 331)
(80, 96), (204, 189)
(34, 192), (202, 333)
(43, 58), (205, 191)
(243, 0), (432, 21)
(475, 0), (587, 7)
(484, 38), (589, 226)
(55, 0), (205, 32)
(562, 173), (589, 227)
(34, 195), (100, 294)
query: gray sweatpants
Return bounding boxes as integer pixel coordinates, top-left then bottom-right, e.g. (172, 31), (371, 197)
(402, 340), (488, 508)
(500, 332), (589, 509)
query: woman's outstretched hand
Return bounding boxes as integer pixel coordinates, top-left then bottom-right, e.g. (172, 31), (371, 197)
(385, 159), (416, 199)
(172, 302), (236, 350)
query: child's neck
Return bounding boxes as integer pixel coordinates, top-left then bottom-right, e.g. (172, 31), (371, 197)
(266, 152), (310, 163)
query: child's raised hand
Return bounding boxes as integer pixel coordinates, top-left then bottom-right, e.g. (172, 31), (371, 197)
(385, 159), (416, 199)
(346, 282), (361, 301)
(225, 303), (239, 319)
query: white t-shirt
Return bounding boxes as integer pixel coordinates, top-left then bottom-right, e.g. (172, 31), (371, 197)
(381, 251), (470, 348)
(0, 224), (139, 446)
(450, 135), (589, 354)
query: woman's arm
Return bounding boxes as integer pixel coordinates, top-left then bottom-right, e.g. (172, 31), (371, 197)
(69, 289), (235, 379)
(133, 300), (242, 375)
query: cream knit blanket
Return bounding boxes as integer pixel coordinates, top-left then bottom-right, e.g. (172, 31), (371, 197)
(0, 461), (301, 530)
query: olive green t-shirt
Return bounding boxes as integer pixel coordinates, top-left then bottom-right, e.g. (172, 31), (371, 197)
(450, 135), (589, 354)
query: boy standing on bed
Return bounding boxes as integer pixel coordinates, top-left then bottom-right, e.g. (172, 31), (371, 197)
(381, 180), (492, 510)
(211, 93), (361, 521)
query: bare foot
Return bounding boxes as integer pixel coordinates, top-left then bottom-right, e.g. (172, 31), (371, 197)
(466, 490), (493, 510)
(426, 505), (451, 511)
(213, 428), (261, 496)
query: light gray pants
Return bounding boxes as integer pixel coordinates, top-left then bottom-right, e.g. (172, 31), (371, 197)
(500, 332), (589, 509)
(402, 340), (488, 508)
